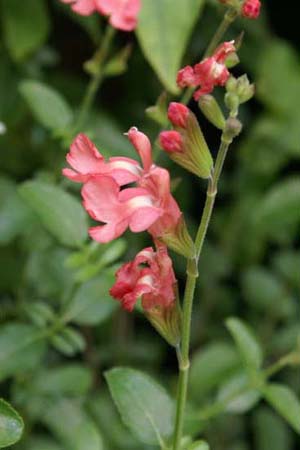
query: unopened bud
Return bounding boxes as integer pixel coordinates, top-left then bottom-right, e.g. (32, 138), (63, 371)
(223, 117), (243, 142)
(236, 74), (255, 103)
(198, 95), (226, 130)
(161, 103), (213, 179)
(225, 92), (239, 114)
(159, 131), (183, 153)
(225, 52), (240, 68)
(241, 0), (261, 19)
(168, 102), (189, 128)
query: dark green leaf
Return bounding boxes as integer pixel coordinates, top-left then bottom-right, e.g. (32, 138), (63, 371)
(226, 317), (263, 372)
(0, 399), (24, 448)
(263, 383), (300, 433)
(253, 407), (293, 450)
(62, 268), (117, 325)
(19, 181), (88, 248)
(0, 324), (45, 382)
(42, 398), (103, 450)
(19, 80), (73, 132)
(105, 367), (174, 445)
(189, 342), (240, 401)
(2, 0), (50, 61)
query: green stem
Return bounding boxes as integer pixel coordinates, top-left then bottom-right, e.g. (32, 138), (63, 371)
(74, 25), (116, 133)
(173, 137), (231, 449)
(204, 8), (238, 58)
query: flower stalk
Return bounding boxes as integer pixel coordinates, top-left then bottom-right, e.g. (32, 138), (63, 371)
(172, 118), (241, 450)
(74, 25), (116, 133)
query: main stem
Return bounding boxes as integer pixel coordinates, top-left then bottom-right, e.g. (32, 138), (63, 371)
(173, 136), (232, 450)
(74, 25), (116, 133)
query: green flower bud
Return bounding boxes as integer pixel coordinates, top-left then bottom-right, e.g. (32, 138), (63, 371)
(223, 117), (243, 143)
(198, 95), (226, 130)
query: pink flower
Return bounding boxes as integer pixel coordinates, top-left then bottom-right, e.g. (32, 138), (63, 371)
(82, 175), (163, 243)
(241, 0), (261, 19)
(62, 133), (141, 186)
(110, 243), (176, 311)
(61, 0), (96, 15)
(159, 131), (183, 154)
(97, 0), (141, 32)
(177, 41), (236, 100)
(60, 0), (141, 31)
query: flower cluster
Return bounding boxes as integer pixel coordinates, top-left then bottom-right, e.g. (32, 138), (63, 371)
(63, 129), (189, 328)
(61, 0), (141, 31)
(177, 41), (236, 100)
(63, 130), (188, 247)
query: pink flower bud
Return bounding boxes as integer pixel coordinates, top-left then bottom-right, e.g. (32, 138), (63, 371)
(167, 102), (189, 129)
(159, 131), (183, 154)
(241, 0), (261, 19)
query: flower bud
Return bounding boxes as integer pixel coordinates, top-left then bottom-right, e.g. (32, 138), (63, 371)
(225, 92), (239, 114)
(236, 74), (255, 103)
(198, 95), (226, 130)
(241, 0), (261, 19)
(168, 102), (190, 128)
(159, 131), (183, 153)
(223, 117), (243, 143)
(160, 103), (213, 179)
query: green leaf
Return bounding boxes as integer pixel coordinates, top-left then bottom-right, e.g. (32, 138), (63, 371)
(42, 398), (103, 450)
(263, 383), (300, 433)
(105, 367), (174, 445)
(136, 0), (205, 93)
(253, 407), (293, 450)
(19, 80), (73, 132)
(62, 268), (118, 325)
(31, 364), (92, 397)
(217, 372), (261, 414)
(189, 342), (240, 401)
(21, 436), (64, 450)
(188, 441), (210, 450)
(19, 180), (88, 248)
(255, 178), (300, 237)
(0, 399), (24, 448)
(0, 323), (46, 382)
(1, 0), (50, 61)
(226, 317), (263, 373)
(0, 176), (32, 245)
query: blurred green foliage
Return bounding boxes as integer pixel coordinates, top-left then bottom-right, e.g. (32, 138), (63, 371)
(0, 0), (299, 449)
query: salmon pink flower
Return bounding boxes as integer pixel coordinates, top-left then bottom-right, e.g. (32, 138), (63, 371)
(62, 133), (141, 186)
(177, 41), (236, 100)
(82, 175), (163, 243)
(60, 0), (141, 31)
(97, 0), (141, 32)
(61, 0), (96, 15)
(110, 244), (176, 312)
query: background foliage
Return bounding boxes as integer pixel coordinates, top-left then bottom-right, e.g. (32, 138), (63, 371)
(0, 0), (299, 449)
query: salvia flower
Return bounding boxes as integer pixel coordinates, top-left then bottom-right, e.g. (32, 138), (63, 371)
(110, 243), (176, 311)
(110, 242), (181, 345)
(159, 102), (213, 180)
(177, 41), (236, 100)
(63, 130), (194, 257)
(241, 0), (261, 19)
(62, 133), (141, 185)
(60, 0), (141, 31)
